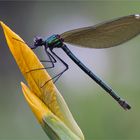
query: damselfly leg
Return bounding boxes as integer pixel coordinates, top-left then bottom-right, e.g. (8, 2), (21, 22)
(41, 48), (69, 87)
(26, 49), (56, 73)
(28, 46), (69, 86)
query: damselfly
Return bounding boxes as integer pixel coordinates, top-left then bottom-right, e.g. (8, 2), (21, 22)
(30, 14), (140, 110)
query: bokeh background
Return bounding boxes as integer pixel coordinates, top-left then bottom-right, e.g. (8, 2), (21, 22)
(0, 1), (140, 140)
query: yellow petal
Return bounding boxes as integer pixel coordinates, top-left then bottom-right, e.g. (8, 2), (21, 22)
(21, 82), (50, 123)
(0, 21), (84, 140)
(21, 82), (81, 140)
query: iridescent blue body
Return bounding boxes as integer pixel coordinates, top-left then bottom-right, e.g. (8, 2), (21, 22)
(46, 35), (63, 48)
(33, 34), (131, 110)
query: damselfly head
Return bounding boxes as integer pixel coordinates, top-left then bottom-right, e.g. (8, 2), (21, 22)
(33, 36), (45, 47)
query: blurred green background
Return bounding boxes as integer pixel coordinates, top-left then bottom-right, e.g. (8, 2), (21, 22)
(0, 1), (140, 140)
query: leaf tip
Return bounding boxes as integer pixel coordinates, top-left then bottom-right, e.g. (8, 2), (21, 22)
(0, 21), (2, 25)
(0, 21), (8, 30)
(21, 81), (25, 88)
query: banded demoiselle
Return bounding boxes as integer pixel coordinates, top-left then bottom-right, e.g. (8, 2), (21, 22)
(30, 14), (140, 110)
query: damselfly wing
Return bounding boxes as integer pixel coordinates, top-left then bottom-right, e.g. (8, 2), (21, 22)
(61, 14), (140, 48)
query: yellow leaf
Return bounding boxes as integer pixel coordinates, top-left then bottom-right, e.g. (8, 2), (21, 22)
(0, 21), (84, 140)
(21, 82), (81, 140)
(21, 82), (51, 123)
